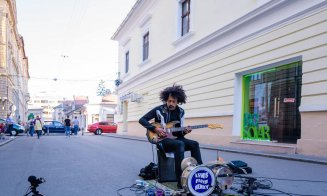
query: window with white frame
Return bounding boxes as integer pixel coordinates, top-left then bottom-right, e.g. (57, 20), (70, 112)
(143, 32), (149, 61)
(106, 114), (114, 122)
(125, 51), (129, 73)
(181, 0), (190, 36)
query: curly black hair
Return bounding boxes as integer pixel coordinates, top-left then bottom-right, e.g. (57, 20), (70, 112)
(159, 84), (187, 104)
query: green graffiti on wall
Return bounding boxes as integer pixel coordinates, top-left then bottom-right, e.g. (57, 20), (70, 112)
(243, 113), (271, 141)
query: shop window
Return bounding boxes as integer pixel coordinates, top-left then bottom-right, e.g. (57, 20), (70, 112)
(242, 62), (302, 143)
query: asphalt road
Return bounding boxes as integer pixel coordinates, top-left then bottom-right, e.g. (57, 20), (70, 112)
(0, 134), (327, 196)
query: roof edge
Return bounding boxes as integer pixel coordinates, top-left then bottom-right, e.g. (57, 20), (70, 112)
(111, 0), (143, 40)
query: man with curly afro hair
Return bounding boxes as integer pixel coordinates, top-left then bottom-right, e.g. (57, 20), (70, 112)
(139, 84), (203, 189)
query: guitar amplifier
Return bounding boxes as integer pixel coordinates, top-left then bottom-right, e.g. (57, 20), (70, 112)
(157, 148), (177, 182)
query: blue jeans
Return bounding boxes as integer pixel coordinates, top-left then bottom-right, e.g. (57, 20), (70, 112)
(65, 126), (71, 137)
(6, 124), (13, 134)
(29, 126), (35, 136)
(36, 130), (42, 139)
(73, 125), (79, 135)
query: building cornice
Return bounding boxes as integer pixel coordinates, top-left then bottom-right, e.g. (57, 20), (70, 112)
(5, 0), (19, 47)
(5, 0), (16, 25)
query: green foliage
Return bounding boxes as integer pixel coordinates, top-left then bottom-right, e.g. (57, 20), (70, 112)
(96, 80), (111, 97)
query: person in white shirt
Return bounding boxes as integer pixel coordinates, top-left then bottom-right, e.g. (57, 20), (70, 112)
(5, 114), (14, 135)
(34, 116), (43, 139)
(72, 116), (79, 135)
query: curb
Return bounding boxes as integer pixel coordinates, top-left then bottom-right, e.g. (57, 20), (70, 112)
(0, 136), (16, 147)
(102, 133), (327, 165)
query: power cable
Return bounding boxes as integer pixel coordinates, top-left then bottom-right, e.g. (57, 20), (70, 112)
(254, 178), (273, 189)
(116, 183), (157, 196)
(253, 189), (323, 196)
(254, 188), (292, 196)
(232, 175), (326, 196)
(256, 176), (327, 183)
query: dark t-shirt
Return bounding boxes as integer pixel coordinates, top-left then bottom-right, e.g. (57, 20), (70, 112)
(64, 119), (71, 126)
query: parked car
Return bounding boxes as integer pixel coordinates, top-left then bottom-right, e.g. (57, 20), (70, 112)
(87, 121), (117, 135)
(0, 118), (25, 136)
(42, 120), (79, 135)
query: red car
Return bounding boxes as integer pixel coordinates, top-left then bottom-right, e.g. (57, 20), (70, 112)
(87, 121), (117, 135)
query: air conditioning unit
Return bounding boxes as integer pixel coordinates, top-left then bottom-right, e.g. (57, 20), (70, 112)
(131, 93), (142, 103)
(131, 94), (138, 102)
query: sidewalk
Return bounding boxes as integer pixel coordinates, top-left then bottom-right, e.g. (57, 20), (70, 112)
(103, 133), (327, 165)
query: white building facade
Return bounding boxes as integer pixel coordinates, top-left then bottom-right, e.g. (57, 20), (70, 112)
(112, 0), (327, 157)
(85, 95), (117, 126)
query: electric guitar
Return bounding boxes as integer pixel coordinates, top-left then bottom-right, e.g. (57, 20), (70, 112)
(146, 121), (223, 144)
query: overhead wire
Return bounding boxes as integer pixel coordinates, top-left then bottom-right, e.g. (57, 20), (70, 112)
(61, 0), (90, 56)
(3, 74), (116, 82)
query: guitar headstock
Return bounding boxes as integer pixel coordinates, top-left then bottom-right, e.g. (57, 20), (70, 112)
(208, 124), (223, 129)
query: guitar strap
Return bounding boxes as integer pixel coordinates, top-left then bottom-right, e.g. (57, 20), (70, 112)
(156, 110), (166, 128)
(179, 107), (184, 127)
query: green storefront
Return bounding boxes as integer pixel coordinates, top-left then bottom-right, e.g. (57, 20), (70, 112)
(242, 62), (302, 143)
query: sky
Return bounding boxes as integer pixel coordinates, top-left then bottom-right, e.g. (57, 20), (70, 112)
(16, 0), (136, 99)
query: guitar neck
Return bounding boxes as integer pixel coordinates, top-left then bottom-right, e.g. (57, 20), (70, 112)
(170, 124), (208, 132)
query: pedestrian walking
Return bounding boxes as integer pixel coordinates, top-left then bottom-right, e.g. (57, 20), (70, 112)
(72, 116), (79, 135)
(0, 122), (5, 140)
(64, 116), (71, 137)
(29, 117), (35, 137)
(34, 116), (43, 139)
(5, 114), (14, 136)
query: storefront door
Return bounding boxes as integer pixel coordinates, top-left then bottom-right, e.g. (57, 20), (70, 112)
(242, 62), (302, 143)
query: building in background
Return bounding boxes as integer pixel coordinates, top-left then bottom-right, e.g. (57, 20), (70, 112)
(27, 105), (43, 120)
(51, 95), (117, 131)
(65, 95), (88, 130)
(86, 94), (117, 126)
(28, 95), (65, 121)
(0, 0), (29, 123)
(112, 0), (327, 157)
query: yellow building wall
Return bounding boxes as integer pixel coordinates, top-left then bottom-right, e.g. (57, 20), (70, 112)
(118, 6), (327, 156)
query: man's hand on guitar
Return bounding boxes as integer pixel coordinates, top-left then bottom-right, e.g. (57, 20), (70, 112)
(155, 127), (167, 138)
(184, 126), (192, 135)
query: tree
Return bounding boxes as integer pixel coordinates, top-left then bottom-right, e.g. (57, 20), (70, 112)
(28, 113), (34, 120)
(96, 80), (111, 96)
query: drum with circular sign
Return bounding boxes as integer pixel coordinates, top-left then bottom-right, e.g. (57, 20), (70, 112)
(181, 166), (216, 196)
